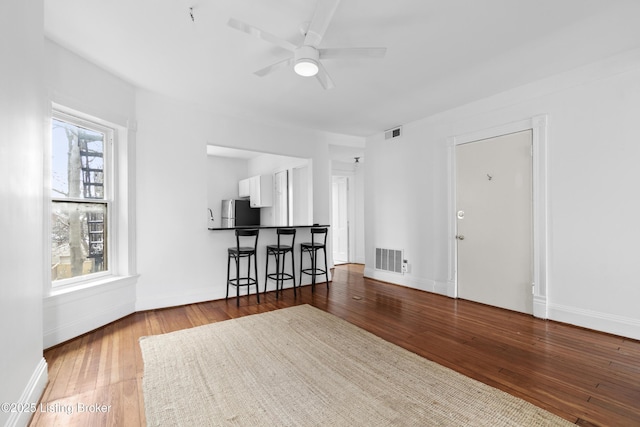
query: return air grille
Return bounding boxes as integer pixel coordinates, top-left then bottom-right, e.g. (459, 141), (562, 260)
(384, 126), (402, 140)
(375, 248), (403, 273)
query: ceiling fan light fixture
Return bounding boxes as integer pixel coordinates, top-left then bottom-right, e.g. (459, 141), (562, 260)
(294, 45), (320, 77)
(294, 58), (319, 77)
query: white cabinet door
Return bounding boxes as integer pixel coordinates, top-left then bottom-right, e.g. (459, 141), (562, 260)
(238, 178), (251, 197)
(249, 176), (260, 207)
(249, 175), (273, 207)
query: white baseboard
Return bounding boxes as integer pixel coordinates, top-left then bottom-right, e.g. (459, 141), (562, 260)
(548, 303), (640, 340)
(4, 358), (48, 427)
(136, 287), (219, 312)
(363, 268), (445, 296)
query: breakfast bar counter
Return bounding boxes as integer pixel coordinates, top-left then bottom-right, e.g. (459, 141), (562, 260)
(207, 225), (331, 298)
(208, 224), (329, 231)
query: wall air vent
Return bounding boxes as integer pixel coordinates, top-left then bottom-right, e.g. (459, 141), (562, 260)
(375, 248), (403, 273)
(384, 126), (402, 140)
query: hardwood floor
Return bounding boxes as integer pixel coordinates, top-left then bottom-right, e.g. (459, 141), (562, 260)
(30, 264), (640, 426)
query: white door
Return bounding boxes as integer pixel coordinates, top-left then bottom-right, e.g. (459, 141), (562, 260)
(456, 130), (533, 314)
(332, 176), (349, 264)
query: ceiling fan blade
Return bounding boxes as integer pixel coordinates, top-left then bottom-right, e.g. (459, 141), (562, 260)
(254, 57), (294, 77)
(315, 61), (335, 90)
(319, 47), (387, 59)
(228, 18), (297, 52)
(304, 0), (342, 47)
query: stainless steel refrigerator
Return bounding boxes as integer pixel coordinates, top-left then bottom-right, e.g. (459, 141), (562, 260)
(221, 199), (260, 228)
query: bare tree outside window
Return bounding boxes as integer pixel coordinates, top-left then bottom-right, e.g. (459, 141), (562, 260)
(51, 116), (108, 281)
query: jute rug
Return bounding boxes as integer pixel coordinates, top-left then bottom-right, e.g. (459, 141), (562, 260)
(140, 304), (572, 426)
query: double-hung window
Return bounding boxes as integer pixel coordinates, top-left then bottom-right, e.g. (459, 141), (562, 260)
(50, 111), (113, 285)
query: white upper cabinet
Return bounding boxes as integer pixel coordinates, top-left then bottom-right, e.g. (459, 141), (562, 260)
(248, 175), (273, 207)
(238, 178), (251, 198)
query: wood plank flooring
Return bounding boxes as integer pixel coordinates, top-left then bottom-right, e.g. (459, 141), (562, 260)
(30, 264), (640, 426)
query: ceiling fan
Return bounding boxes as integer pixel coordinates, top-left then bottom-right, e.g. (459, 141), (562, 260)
(227, 0), (386, 89)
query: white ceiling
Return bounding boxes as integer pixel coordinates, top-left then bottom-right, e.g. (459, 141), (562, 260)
(44, 0), (640, 137)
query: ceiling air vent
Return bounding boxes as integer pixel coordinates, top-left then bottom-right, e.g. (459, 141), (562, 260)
(384, 126), (402, 140)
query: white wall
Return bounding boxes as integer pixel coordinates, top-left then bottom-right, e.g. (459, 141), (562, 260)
(353, 164), (366, 264)
(45, 40), (136, 127)
(365, 48), (640, 340)
(0, 1), (48, 426)
(135, 89), (360, 310)
(248, 152), (309, 176)
(43, 40), (138, 348)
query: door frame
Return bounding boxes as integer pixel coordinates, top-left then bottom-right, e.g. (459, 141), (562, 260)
(447, 115), (549, 319)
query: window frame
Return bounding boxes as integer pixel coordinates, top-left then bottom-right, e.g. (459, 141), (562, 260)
(49, 109), (115, 288)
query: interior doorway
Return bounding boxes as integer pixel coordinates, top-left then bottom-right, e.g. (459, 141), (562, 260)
(455, 130), (533, 314)
(332, 176), (349, 264)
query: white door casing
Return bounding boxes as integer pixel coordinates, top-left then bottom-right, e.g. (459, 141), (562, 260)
(447, 116), (549, 319)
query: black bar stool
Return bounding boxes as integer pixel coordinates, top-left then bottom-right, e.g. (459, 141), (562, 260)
(264, 228), (296, 299)
(226, 228), (260, 306)
(299, 227), (329, 292)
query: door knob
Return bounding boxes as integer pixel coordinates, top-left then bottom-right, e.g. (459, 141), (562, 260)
(456, 235), (465, 240)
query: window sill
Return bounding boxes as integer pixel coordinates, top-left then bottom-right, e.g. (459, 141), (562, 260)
(45, 274), (139, 300)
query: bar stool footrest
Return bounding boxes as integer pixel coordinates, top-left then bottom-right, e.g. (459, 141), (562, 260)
(267, 272), (295, 281)
(228, 278), (258, 287)
(301, 268), (327, 276)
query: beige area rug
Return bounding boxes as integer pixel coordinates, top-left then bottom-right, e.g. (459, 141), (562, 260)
(140, 304), (572, 426)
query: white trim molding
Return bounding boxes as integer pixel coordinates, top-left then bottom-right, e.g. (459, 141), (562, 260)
(548, 303), (640, 341)
(364, 267), (440, 294)
(4, 358), (48, 427)
(447, 115), (549, 318)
